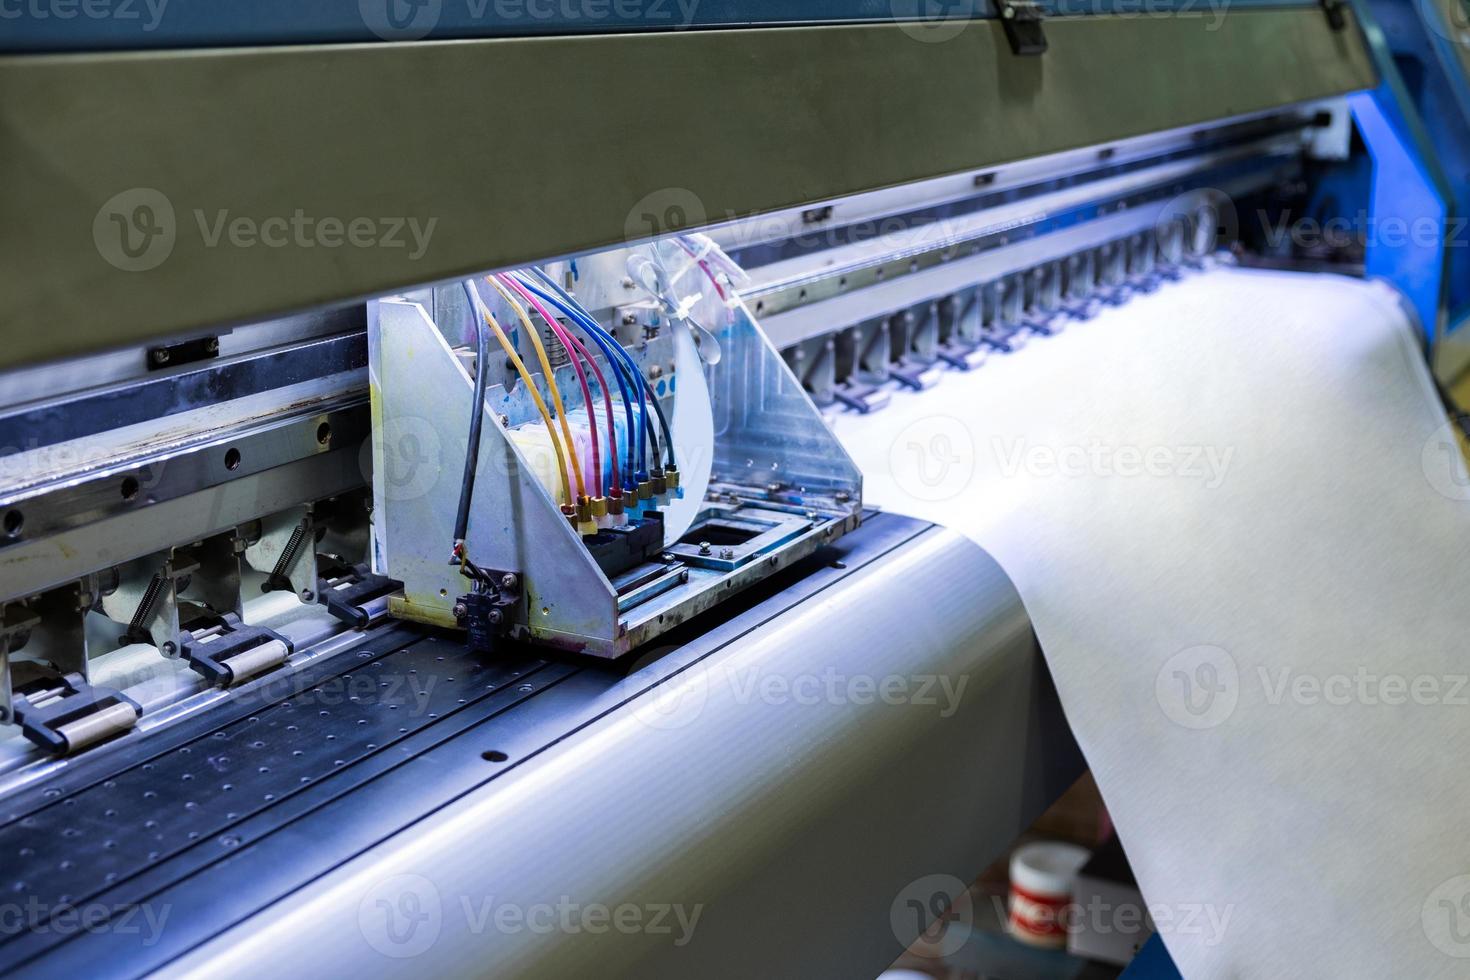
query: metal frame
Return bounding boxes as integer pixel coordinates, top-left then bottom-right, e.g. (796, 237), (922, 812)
(0, 9), (1375, 372)
(371, 283), (862, 657)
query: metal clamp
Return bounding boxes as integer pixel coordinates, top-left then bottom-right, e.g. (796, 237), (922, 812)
(316, 561), (402, 630)
(833, 381), (892, 414)
(889, 358), (944, 391)
(11, 673), (140, 755)
(936, 341), (989, 372)
(997, 0), (1047, 56)
(180, 614), (293, 687)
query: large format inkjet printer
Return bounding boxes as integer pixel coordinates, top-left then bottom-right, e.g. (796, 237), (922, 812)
(0, 0), (1467, 975)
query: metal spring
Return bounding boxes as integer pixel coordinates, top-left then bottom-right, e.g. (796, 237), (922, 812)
(126, 572), (166, 636)
(269, 519), (310, 583)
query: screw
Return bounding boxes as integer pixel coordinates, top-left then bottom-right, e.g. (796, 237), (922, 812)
(698, 541), (712, 556)
(300, 590), (315, 603)
(660, 553), (676, 563)
(453, 601), (468, 620)
(835, 491), (852, 503)
(487, 608), (504, 625)
(150, 348), (170, 365)
(622, 313), (638, 325)
(719, 548), (735, 560)
(205, 337), (220, 355)
(500, 573), (518, 591)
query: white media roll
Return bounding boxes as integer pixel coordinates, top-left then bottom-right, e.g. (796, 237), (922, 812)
(659, 316), (716, 546)
(833, 264), (1470, 978)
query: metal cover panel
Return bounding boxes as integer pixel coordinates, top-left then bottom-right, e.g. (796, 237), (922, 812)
(0, 11), (1374, 371)
(0, 0), (1322, 53)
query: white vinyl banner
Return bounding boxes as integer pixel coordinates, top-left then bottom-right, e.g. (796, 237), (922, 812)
(833, 264), (1470, 978)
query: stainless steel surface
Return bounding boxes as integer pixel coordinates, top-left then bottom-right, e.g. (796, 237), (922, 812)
(160, 526), (1078, 980)
(0, 309), (361, 414)
(0, 394), (366, 547)
(0, 328), (365, 456)
(0, 10), (1374, 371)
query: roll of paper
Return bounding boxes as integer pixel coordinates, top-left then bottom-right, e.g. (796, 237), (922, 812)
(833, 265), (1470, 977)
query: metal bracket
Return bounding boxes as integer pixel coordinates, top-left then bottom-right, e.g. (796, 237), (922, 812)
(997, 0), (1048, 56)
(454, 570), (521, 654)
(147, 334), (219, 372)
(833, 381), (892, 414)
(11, 673), (140, 755)
(250, 509), (319, 601)
(180, 614), (293, 687)
(0, 602), (40, 724)
(1321, 0), (1346, 31)
(102, 552), (196, 656)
